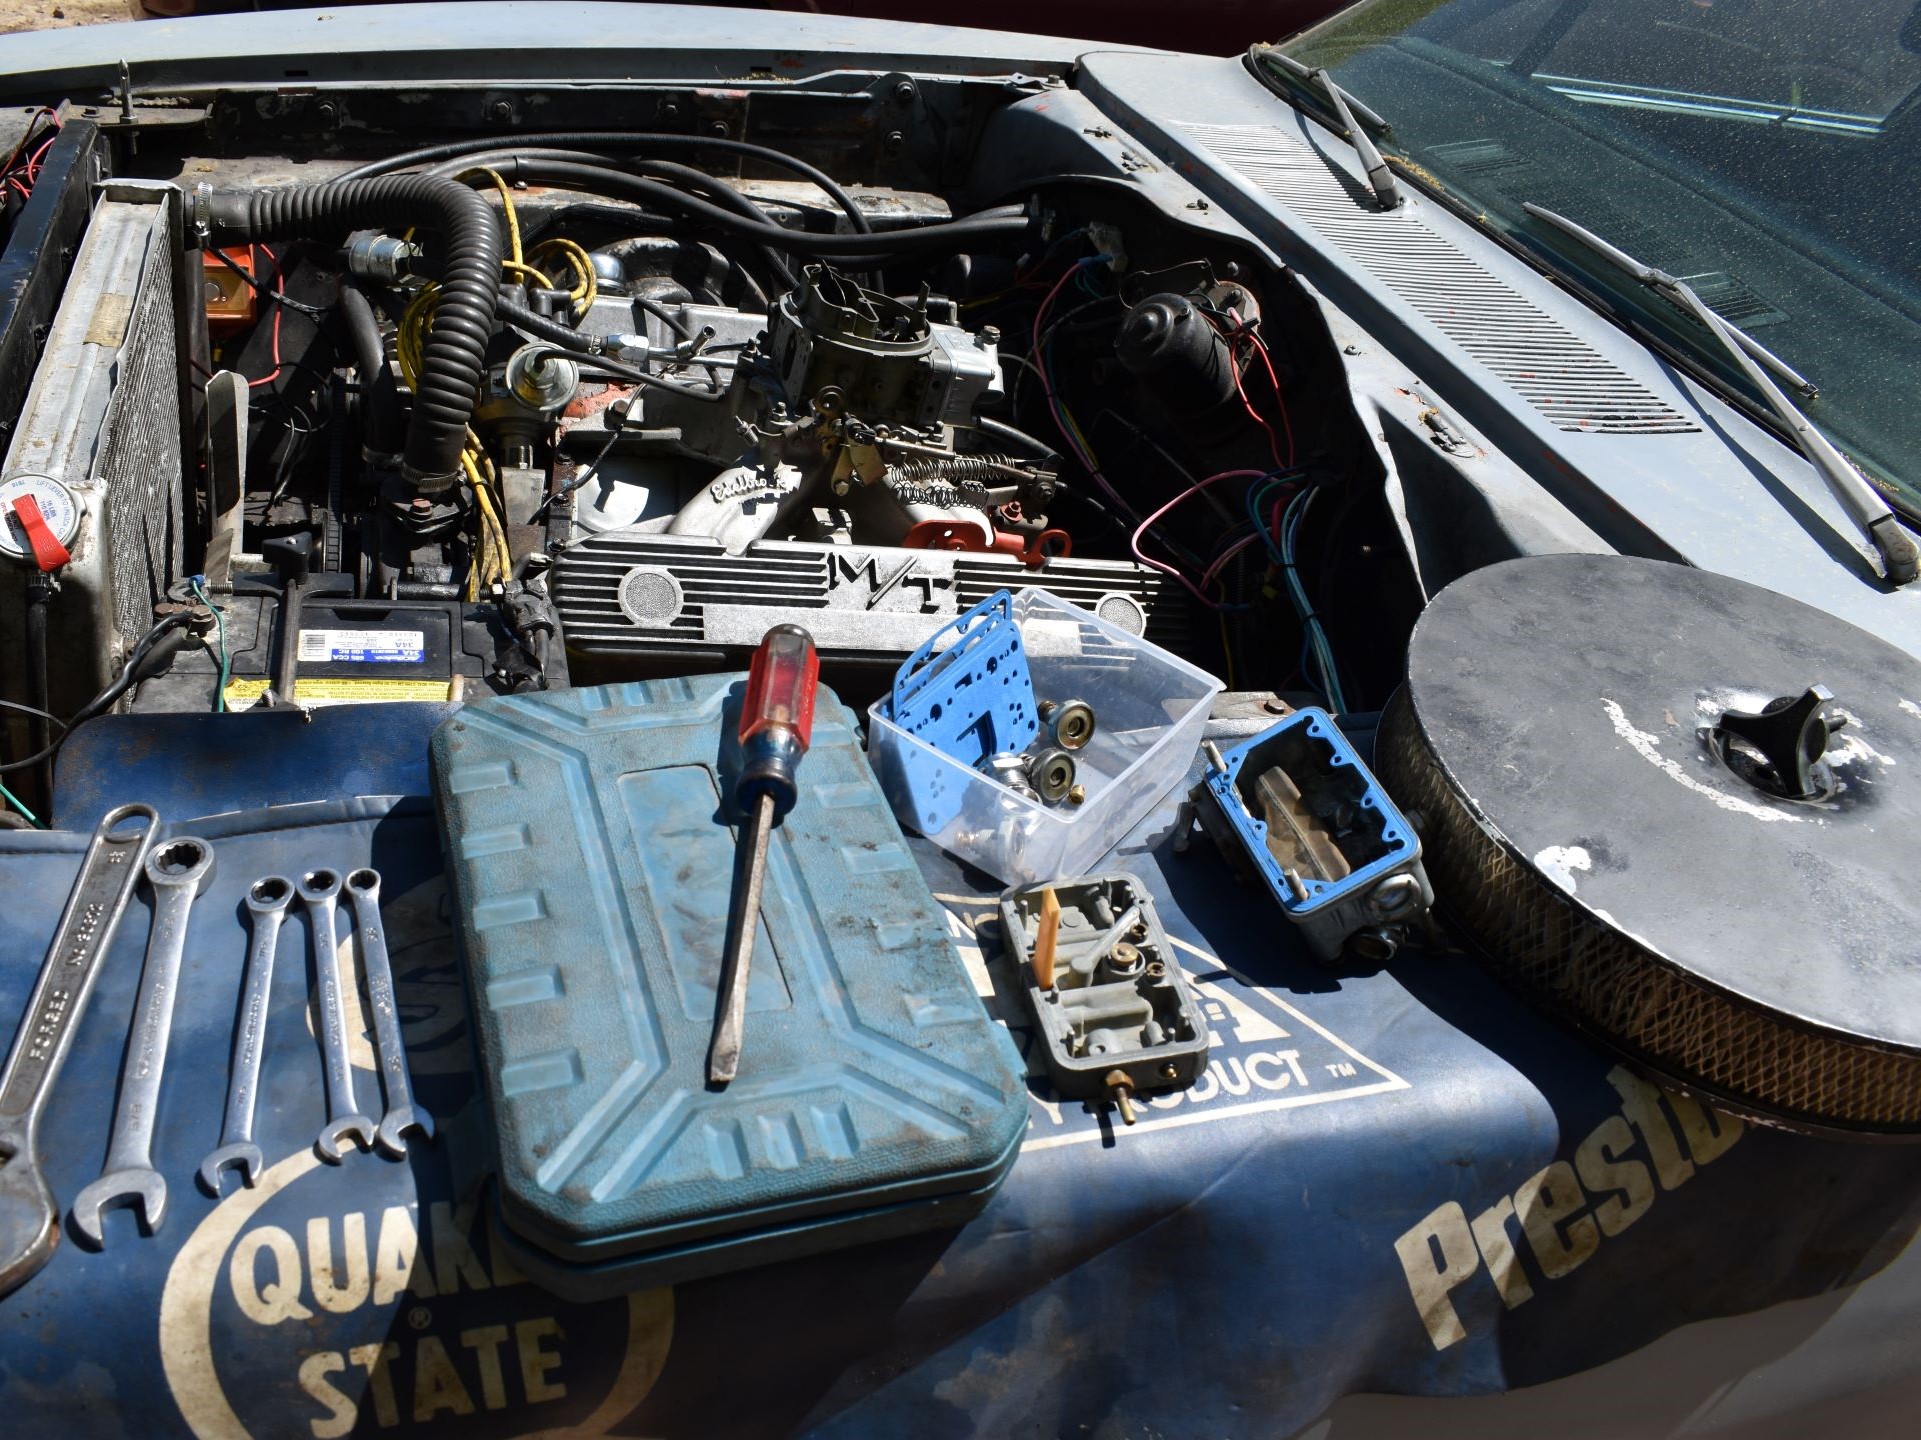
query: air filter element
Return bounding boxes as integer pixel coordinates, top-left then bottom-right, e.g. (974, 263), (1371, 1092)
(1377, 554), (1921, 1136)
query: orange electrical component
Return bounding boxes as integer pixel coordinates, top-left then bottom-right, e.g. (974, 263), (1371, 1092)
(201, 245), (257, 332)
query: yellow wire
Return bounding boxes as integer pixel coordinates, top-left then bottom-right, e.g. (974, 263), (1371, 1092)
(502, 260), (555, 289)
(460, 451), (511, 596)
(463, 439), (512, 582)
(457, 167), (523, 264)
(396, 283), (438, 391)
(395, 171), (578, 597)
(529, 237), (597, 317)
(474, 486), (508, 582)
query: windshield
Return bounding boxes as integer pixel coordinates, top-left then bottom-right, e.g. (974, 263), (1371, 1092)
(1267, 0), (1921, 505)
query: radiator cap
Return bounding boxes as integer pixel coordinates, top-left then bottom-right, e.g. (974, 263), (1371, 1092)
(0, 473), (81, 566)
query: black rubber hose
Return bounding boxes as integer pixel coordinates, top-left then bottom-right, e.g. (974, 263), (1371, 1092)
(335, 130), (875, 234)
(338, 282), (406, 456)
(435, 150), (801, 291)
(443, 158), (1026, 259)
(630, 293), (696, 342)
(0, 613), (193, 775)
(501, 291), (695, 351)
(207, 176), (504, 492)
(617, 157), (798, 290)
(23, 575), (51, 804)
(975, 416), (1060, 462)
(517, 205), (776, 309)
(497, 296), (604, 351)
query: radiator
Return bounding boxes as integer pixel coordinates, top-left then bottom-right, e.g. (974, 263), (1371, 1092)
(0, 180), (191, 718)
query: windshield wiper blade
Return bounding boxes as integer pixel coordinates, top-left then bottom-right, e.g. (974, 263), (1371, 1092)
(1522, 202), (1919, 586)
(1522, 203), (1814, 396)
(1253, 48), (1400, 210)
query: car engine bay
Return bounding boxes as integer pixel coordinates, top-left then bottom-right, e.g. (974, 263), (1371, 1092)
(7, 22), (1921, 1428)
(0, 76), (1422, 821)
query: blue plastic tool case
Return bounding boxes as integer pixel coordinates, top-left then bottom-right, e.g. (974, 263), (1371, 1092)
(430, 676), (1028, 1297)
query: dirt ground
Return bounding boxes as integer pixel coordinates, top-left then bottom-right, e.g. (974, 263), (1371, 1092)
(0, 0), (136, 37)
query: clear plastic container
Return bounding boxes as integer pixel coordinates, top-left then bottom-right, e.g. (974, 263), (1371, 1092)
(866, 587), (1223, 884)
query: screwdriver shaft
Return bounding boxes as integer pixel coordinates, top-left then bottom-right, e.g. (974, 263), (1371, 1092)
(709, 790), (775, 1084)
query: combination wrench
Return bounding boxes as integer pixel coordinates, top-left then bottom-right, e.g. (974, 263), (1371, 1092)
(199, 876), (293, 1195)
(301, 869), (375, 1161)
(70, 836), (216, 1247)
(0, 804), (158, 1294)
(345, 869), (434, 1159)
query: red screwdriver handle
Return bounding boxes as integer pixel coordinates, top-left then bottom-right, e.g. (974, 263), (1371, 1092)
(736, 624), (819, 821)
(740, 623), (819, 752)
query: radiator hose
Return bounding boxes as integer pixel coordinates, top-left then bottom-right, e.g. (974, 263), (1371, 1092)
(206, 176), (503, 493)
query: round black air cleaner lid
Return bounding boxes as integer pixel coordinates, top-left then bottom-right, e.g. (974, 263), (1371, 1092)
(1376, 553), (1921, 1136)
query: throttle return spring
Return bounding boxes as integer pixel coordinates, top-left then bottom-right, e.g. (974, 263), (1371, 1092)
(882, 454), (1026, 510)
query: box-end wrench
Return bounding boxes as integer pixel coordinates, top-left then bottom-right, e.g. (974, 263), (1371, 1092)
(70, 836), (216, 1247)
(345, 869), (434, 1159)
(0, 804), (159, 1294)
(301, 869), (374, 1162)
(199, 876), (292, 1196)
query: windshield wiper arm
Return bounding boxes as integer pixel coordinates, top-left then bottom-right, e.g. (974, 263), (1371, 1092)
(1260, 49), (1391, 130)
(1253, 48), (1400, 210)
(1523, 202), (1919, 586)
(1313, 70), (1400, 211)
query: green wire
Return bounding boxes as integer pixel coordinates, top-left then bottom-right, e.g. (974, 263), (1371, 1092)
(0, 778), (43, 828)
(190, 577), (230, 713)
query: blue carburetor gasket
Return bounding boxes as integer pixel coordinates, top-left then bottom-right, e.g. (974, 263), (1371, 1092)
(878, 588), (1039, 767)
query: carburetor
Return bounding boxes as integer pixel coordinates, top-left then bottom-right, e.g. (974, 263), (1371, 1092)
(767, 266), (1006, 496)
(769, 265), (1003, 433)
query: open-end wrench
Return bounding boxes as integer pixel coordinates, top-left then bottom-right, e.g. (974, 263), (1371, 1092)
(345, 869), (434, 1159)
(199, 876), (292, 1196)
(0, 804), (159, 1294)
(301, 869), (374, 1162)
(70, 836), (216, 1247)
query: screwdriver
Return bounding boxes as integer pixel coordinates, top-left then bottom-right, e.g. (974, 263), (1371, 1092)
(709, 623), (820, 1085)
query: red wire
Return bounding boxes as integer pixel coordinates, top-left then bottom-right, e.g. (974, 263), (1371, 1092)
(1245, 325), (1296, 467)
(247, 244), (284, 390)
(3, 129), (61, 203)
(1027, 261), (1086, 376)
(0, 108), (57, 177)
(1028, 258), (1139, 521)
(1129, 467), (1268, 610)
(1229, 343), (1286, 471)
(1201, 532), (1265, 591)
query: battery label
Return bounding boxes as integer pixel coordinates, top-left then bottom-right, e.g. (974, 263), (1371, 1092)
(297, 627), (426, 664)
(223, 677), (455, 709)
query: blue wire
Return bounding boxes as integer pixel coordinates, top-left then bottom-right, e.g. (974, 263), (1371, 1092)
(0, 777), (42, 828)
(1245, 470), (1302, 567)
(189, 576), (229, 713)
(1279, 486), (1348, 713)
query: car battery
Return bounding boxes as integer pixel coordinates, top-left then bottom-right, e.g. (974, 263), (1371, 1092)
(130, 581), (505, 712)
(430, 675), (1028, 1298)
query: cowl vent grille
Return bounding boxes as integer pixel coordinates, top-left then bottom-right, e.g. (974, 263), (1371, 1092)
(1180, 122), (1700, 436)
